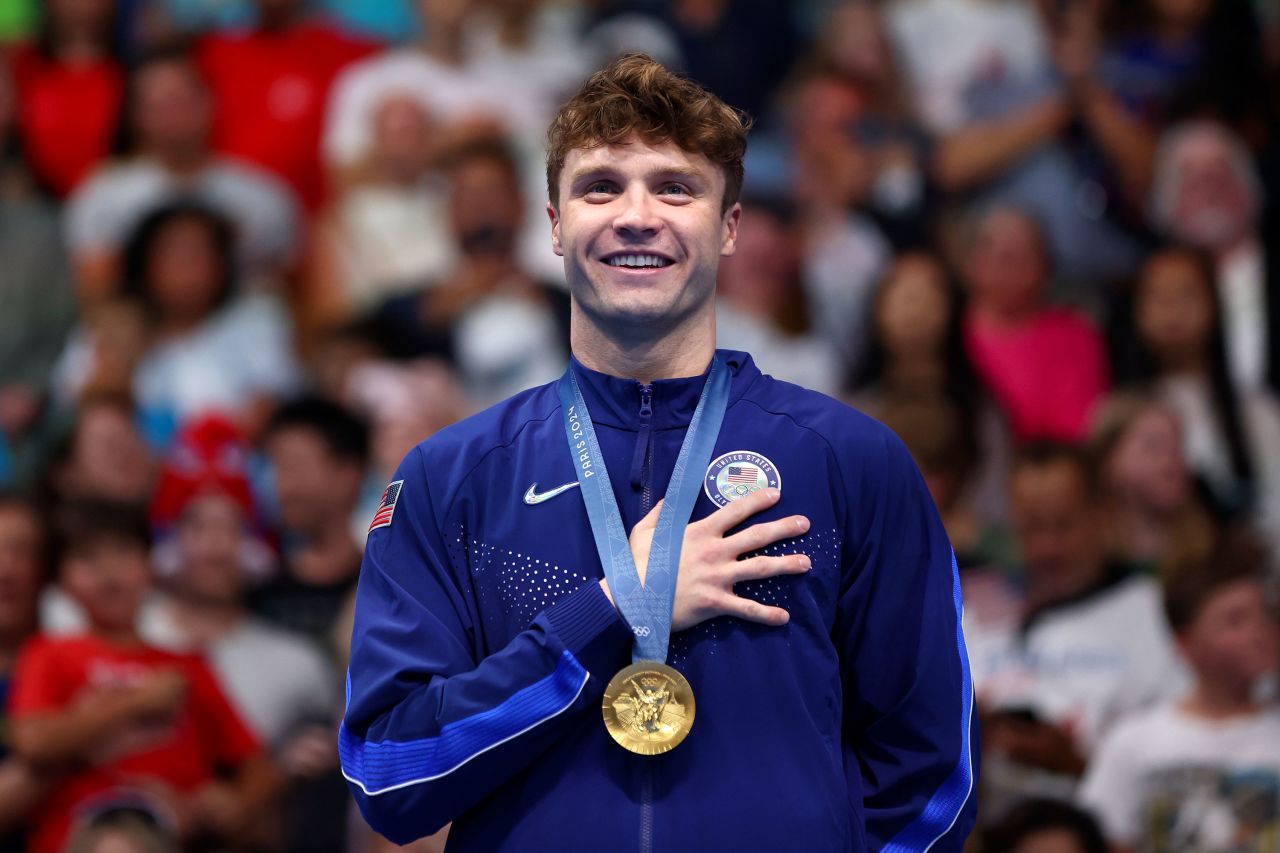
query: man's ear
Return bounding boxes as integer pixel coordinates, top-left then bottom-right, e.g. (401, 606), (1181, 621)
(720, 202), (742, 257)
(547, 202), (563, 257)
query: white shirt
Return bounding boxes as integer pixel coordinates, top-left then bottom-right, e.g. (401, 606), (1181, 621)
(329, 180), (456, 312)
(65, 156), (300, 273)
(1079, 703), (1280, 850)
(967, 574), (1189, 754)
(1219, 241), (1267, 391)
(133, 293), (301, 423)
(885, 0), (1050, 133)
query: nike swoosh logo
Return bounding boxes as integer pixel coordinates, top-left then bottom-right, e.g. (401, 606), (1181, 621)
(523, 481), (581, 505)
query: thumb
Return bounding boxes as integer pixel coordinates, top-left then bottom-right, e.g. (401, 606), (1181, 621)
(636, 499), (664, 533)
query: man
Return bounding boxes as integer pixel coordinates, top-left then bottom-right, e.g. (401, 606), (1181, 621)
(258, 397), (370, 645)
(340, 55), (976, 851)
(66, 46), (300, 301)
(968, 445), (1185, 798)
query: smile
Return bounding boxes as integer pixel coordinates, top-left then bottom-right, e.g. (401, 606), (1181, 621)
(602, 253), (674, 269)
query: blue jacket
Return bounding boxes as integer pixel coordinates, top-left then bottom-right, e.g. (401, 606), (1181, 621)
(340, 351), (977, 852)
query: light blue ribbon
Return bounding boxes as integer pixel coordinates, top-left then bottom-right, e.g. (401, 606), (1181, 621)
(558, 355), (730, 662)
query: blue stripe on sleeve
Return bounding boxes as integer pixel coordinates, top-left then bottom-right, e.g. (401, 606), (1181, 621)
(340, 649), (590, 796)
(882, 551), (976, 853)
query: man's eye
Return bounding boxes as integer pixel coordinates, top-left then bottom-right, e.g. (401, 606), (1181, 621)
(585, 182), (616, 195)
(659, 184), (690, 196)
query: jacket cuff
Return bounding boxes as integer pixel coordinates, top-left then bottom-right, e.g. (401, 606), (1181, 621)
(543, 580), (630, 654)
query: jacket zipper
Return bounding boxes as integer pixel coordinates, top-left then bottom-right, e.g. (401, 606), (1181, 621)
(632, 383), (656, 853)
(630, 384), (655, 516)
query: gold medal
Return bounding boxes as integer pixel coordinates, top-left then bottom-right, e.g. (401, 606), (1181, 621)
(602, 661), (696, 755)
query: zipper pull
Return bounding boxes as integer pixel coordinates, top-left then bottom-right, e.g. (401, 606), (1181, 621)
(629, 385), (653, 491)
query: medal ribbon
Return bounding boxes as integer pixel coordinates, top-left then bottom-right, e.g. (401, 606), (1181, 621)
(558, 354), (730, 663)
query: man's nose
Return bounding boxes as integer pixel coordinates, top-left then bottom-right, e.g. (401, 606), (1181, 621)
(612, 187), (661, 238)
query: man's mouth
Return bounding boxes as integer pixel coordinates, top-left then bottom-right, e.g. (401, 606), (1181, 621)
(601, 253), (675, 269)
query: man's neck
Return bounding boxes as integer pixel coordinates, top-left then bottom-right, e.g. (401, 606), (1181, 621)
(570, 308), (716, 384)
(168, 593), (243, 646)
(1181, 679), (1258, 720)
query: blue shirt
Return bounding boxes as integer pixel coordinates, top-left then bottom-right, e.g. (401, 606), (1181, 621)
(340, 350), (977, 851)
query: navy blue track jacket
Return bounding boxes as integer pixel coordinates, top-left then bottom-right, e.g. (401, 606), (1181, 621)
(340, 350), (977, 852)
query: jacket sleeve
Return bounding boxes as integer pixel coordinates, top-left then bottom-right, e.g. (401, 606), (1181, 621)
(834, 427), (978, 851)
(339, 444), (633, 845)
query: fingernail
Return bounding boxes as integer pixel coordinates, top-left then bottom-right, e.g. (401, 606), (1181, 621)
(796, 517), (809, 532)
(767, 488), (780, 499)
(799, 555), (811, 569)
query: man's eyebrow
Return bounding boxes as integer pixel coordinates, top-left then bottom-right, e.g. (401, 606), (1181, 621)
(566, 164), (708, 187)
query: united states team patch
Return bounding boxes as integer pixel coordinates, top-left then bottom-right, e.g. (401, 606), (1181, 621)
(368, 480), (404, 532)
(703, 451), (781, 508)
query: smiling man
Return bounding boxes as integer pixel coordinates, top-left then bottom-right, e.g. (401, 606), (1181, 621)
(339, 55), (976, 852)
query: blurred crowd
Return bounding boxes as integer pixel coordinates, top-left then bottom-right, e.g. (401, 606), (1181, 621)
(1, 0), (1279, 851)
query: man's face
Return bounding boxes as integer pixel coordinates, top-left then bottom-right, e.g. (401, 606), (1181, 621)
(1170, 130), (1255, 249)
(1010, 460), (1103, 601)
(1180, 579), (1279, 687)
(175, 493), (247, 604)
(268, 428), (361, 534)
(134, 60), (211, 156)
(61, 539), (151, 634)
(966, 209), (1047, 318)
(548, 136), (740, 338)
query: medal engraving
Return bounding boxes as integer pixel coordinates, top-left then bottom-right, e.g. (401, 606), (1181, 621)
(602, 661), (696, 755)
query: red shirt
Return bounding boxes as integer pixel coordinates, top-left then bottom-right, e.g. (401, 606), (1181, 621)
(196, 23), (376, 209)
(8, 634), (260, 853)
(964, 306), (1110, 443)
(10, 46), (124, 197)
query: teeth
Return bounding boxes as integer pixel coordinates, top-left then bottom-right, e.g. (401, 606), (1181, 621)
(607, 254), (670, 268)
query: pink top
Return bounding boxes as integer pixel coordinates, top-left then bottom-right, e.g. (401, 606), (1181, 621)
(963, 307), (1109, 443)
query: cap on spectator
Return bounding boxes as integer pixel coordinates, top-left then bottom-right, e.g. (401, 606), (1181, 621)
(149, 414), (255, 530)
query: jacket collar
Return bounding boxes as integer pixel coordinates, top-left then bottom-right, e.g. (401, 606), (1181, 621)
(567, 349), (757, 430)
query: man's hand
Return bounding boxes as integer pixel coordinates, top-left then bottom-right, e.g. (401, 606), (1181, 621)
(125, 669), (189, 721)
(600, 487), (811, 631)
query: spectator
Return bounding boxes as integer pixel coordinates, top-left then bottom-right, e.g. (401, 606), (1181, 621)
(971, 445), (1186, 794)
(146, 415), (336, 747)
(257, 398), (369, 645)
(0, 497), (49, 852)
(0, 62), (78, 490)
(715, 197), (840, 394)
(1113, 245), (1280, 545)
(7, 500), (277, 853)
(851, 250), (1012, 530)
(1090, 392), (1216, 573)
(196, 0), (376, 209)
(9, 0), (124, 196)
(1079, 530), (1280, 851)
(962, 206), (1110, 443)
(44, 394), (155, 508)
(308, 94), (454, 328)
(983, 799), (1109, 853)
(1150, 120), (1274, 391)
(66, 46), (300, 302)
(145, 415), (345, 853)
(887, 0), (1146, 283)
(117, 202), (301, 444)
(323, 0), (519, 176)
(783, 68), (892, 373)
(361, 135), (568, 404)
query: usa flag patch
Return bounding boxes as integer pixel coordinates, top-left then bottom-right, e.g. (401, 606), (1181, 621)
(368, 480), (404, 532)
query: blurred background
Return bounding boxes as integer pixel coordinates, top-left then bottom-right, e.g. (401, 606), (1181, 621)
(0, 0), (1278, 851)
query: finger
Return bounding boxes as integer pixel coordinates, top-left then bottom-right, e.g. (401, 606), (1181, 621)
(636, 499), (664, 532)
(701, 486), (781, 535)
(729, 553), (811, 584)
(722, 514), (810, 556)
(716, 594), (790, 627)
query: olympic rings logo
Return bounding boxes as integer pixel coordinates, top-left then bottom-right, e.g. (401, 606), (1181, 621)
(632, 626), (651, 637)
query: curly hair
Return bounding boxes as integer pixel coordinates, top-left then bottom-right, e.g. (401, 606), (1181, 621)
(546, 54), (752, 214)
